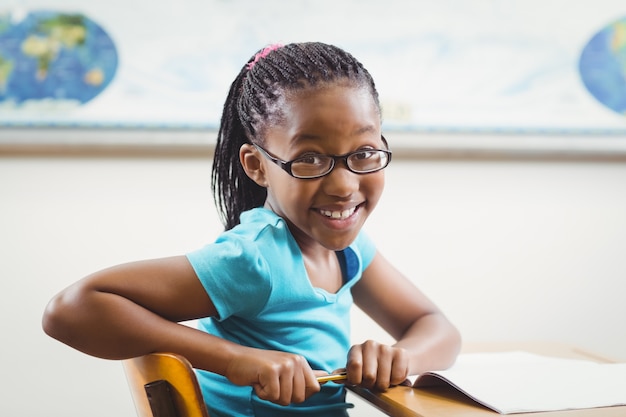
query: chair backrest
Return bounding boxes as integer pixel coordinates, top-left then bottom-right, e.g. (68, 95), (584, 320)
(123, 352), (210, 417)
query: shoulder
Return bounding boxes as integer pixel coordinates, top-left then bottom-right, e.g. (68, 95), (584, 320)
(349, 230), (377, 270)
(186, 208), (291, 317)
(188, 208), (289, 269)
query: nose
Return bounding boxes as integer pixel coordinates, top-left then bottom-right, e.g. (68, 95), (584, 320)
(322, 163), (359, 197)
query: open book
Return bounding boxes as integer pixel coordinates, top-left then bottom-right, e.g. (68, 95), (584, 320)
(410, 351), (626, 414)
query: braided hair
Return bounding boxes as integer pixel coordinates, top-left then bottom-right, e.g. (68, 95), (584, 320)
(211, 42), (381, 230)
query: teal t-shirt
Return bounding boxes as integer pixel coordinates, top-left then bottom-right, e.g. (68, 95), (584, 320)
(186, 207), (376, 417)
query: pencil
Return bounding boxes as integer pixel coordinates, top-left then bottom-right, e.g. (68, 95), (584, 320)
(316, 372), (348, 383)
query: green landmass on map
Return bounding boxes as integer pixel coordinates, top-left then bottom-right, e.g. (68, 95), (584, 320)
(611, 21), (626, 53)
(20, 14), (87, 79)
(0, 54), (13, 92)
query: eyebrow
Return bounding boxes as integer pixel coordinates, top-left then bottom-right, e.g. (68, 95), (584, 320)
(291, 125), (378, 144)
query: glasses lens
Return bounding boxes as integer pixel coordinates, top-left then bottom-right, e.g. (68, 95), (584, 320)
(291, 155), (333, 178)
(348, 150), (389, 173)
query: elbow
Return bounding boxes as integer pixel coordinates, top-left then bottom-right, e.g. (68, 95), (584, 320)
(42, 286), (83, 344)
(436, 316), (462, 370)
(428, 312), (463, 370)
(42, 293), (68, 342)
(447, 324), (463, 367)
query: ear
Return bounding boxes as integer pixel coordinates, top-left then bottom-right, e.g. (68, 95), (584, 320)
(240, 143), (268, 187)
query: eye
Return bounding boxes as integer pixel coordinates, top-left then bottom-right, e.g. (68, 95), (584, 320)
(353, 149), (377, 160)
(294, 154), (327, 166)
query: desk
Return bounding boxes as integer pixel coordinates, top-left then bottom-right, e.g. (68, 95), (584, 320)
(348, 342), (624, 417)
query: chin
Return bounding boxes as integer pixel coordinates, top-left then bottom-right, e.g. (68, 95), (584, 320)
(320, 233), (360, 252)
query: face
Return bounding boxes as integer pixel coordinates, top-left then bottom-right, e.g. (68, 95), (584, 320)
(247, 83), (385, 253)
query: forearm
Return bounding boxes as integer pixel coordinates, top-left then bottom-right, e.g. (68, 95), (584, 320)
(42, 284), (239, 376)
(43, 285), (323, 404)
(392, 312), (461, 374)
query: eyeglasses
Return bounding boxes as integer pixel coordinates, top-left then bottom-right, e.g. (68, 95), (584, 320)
(253, 137), (392, 179)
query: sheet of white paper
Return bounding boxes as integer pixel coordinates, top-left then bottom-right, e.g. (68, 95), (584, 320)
(411, 351), (626, 414)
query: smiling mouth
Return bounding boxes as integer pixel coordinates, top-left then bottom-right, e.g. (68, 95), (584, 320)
(319, 206), (357, 220)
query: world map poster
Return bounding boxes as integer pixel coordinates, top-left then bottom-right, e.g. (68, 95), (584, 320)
(0, 0), (625, 136)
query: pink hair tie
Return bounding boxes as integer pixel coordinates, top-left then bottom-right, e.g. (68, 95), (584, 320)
(247, 43), (284, 70)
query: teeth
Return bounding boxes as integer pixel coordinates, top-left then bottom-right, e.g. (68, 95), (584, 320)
(320, 207), (355, 220)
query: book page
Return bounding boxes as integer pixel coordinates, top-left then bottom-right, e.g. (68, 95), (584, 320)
(411, 351), (626, 414)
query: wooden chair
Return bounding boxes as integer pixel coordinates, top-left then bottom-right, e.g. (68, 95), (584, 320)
(123, 352), (210, 417)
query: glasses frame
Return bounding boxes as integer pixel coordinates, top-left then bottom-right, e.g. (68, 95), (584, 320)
(253, 136), (392, 179)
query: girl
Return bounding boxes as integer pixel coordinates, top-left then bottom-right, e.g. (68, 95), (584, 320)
(43, 42), (461, 417)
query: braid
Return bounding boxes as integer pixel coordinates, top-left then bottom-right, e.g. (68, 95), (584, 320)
(211, 42), (380, 230)
(211, 67), (267, 230)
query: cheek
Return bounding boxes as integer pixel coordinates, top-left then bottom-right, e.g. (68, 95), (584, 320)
(365, 172), (385, 205)
(268, 175), (316, 205)
(368, 169), (385, 188)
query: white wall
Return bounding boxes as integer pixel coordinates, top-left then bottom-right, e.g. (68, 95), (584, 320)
(2, 155), (625, 417)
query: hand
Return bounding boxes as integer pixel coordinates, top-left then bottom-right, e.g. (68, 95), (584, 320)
(225, 348), (321, 405)
(345, 340), (409, 391)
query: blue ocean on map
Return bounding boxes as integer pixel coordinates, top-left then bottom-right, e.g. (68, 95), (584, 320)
(0, 10), (118, 106)
(579, 16), (626, 116)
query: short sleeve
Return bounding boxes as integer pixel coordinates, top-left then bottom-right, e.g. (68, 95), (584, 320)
(186, 236), (272, 320)
(352, 230), (377, 270)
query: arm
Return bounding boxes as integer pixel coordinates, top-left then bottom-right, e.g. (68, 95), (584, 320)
(349, 251), (461, 390)
(42, 256), (320, 405)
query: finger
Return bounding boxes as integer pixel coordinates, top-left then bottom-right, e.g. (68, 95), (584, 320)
(288, 369), (306, 404)
(276, 362), (298, 406)
(295, 358), (321, 401)
(304, 371), (321, 397)
(253, 376), (280, 404)
(346, 345), (364, 385)
(273, 377), (292, 406)
(374, 346), (393, 390)
(363, 342), (400, 391)
(398, 378), (412, 387)
(360, 340), (383, 388)
(254, 367), (284, 404)
(390, 349), (410, 386)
